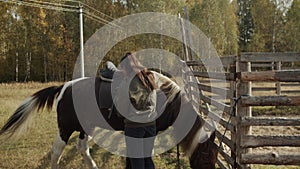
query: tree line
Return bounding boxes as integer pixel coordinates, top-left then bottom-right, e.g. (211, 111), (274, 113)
(0, 0), (299, 82)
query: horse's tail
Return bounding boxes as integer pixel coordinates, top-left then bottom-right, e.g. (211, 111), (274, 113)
(0, 85), (63, 141)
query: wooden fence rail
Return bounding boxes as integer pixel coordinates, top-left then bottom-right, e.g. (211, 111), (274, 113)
(239, 70), (300, 82)
(240, 52), (300, 62)
(241, 153), (300, 165)
(241, 96), (300, 106)
(236, 53), (300, 168)
(241, 117), (300, 126)
(187, 52), (300, 169)
(241, 135), (300, 148)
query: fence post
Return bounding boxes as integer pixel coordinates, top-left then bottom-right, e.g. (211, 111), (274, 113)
(236, 53), (252, 169)
(276, 61), (282, 95)
(230, 59), (237, 169)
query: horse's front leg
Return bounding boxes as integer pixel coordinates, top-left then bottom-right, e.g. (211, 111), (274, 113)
(77, 132), (98, 169)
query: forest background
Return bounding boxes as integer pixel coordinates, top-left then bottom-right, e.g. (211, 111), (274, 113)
(0, 0), (299, 82)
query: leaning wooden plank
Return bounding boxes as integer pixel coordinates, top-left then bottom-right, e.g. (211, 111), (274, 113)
(241, 117), (300, 126)
(199, 106), (235, 133)
(241, 135), (300, 148)
(241, 95), (300, 106)
(213, 142), (235, 168)
(201, 94), (232, 113)
(197, 83), (233, 98)
(241, 152), (300, 165)
(215, 130), (235, 150)
(216, 143), (236, 167)
(199, 79), (227, 83)
(217, 159), (228, 169)
(239, 70), (300, 82)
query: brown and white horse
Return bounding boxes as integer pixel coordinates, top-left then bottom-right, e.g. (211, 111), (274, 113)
(0, 71), (217, 169)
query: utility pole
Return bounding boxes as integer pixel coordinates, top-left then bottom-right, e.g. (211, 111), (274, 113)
(79, 3), (85, 77)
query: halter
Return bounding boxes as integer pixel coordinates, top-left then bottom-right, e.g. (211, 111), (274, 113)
(184, 95), (248, 168)
(189, 137), (215, 168)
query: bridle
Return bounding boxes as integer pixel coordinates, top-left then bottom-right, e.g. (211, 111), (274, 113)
(178, 95), (247, 168)
(189, 134), (216, 168)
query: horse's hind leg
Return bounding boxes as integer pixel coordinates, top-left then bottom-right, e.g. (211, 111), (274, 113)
(51, 133), (67, 169)
(77, 132), (98, 169)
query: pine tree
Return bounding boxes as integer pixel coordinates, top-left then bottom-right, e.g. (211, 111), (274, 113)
(283, 0), (300, 52)
(237, 0), (254, 52)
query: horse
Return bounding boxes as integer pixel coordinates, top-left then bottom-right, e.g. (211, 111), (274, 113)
(0, 70), (217, 169)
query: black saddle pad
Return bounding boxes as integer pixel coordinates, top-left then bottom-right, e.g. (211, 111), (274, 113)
(98, 80), (113, 109)
(99, 68), (114, 80)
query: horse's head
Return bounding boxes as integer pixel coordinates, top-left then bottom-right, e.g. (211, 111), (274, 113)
(189, 131), (218, 169)
(177, 95), (218, 169)
(161, 96), (218, 169)
(151, 71), (218, 168)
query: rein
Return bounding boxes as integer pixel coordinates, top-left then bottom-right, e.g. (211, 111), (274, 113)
(218, 95), (244, 152)
(176, 144), (180, 169)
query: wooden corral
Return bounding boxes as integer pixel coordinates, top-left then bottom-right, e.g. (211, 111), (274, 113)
(185, 52), (300, 169)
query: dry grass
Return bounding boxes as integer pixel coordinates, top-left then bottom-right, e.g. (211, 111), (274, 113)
(0, 82), (189, 169)
(0, 82), (60, 169)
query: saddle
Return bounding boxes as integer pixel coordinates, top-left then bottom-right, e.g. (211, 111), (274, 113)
(98, 61), (120, 119)
(99, 61), (119, 82)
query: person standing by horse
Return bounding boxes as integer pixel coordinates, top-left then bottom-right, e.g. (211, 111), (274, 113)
(113, 52), (157, 169)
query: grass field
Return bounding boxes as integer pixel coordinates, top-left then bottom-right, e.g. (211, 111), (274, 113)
(0, 82), (299, 169)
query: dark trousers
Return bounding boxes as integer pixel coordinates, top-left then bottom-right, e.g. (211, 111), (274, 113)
(124, 124), (156, 169)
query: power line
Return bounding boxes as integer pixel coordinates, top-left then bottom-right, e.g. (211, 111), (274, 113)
(84, 11), (113, 25)
(82, 3), (116, 22)
(21, 1), (77, 12)
(59, 0), (80, 3)
(27, 0), (78, 9)
(0, 0), (123, 29)
(1, 0), (78, 12)
(84, 13), (107, 25)
(84, 11), (121, 29)
(82, 4), (124, 29)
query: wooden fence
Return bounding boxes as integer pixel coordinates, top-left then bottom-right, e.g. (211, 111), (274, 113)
(185, 52), (300, 169)
(186, 56), (237, 169)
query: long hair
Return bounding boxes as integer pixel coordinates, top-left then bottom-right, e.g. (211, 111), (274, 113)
(120, 52), (156, 91)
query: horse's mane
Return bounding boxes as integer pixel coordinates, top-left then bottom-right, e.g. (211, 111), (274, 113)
(150, 71), (181, 103)
(150, 71), (205, 157)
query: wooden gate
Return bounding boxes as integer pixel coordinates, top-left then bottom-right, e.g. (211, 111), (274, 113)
(184, 52), (300, 169)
